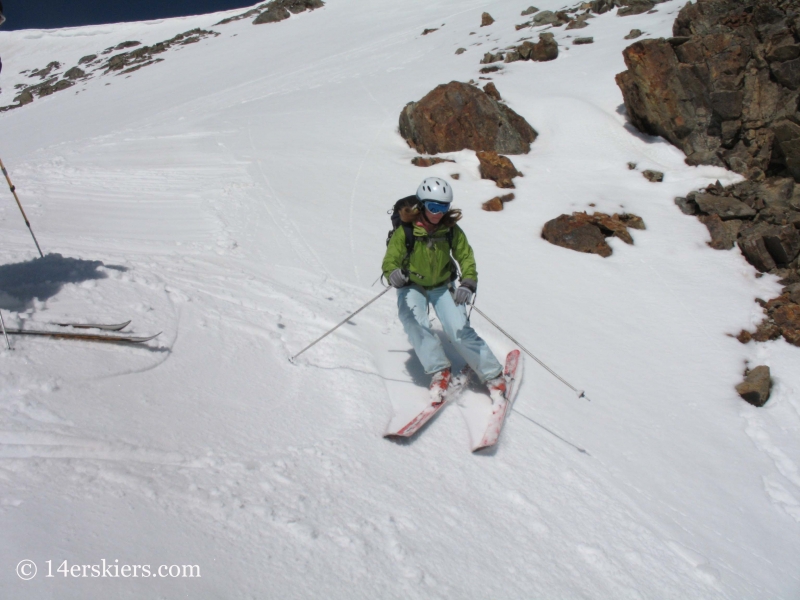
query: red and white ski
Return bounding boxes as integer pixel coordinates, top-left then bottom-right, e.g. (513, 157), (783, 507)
(472, 350), (523, 452)
(385, 365), (472, 438)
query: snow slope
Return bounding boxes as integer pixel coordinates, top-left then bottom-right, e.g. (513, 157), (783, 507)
(1, 0), (799, 597)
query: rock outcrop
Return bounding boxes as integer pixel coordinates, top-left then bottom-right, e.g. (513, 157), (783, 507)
(615, 0), (800, 181)
(677, 177), (800, 273)
(679, 176), (800, 347)
(253, 0), (324, 24)
(541, 212), (645, 257)
(399, 82), (537, 155)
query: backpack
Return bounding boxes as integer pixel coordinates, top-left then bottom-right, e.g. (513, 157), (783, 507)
(386, 195), (454, 258)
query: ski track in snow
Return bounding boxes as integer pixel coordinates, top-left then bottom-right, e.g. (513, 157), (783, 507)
(1, 0), (800, 598)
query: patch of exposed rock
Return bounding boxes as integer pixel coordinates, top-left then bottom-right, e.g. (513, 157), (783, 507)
(490, 32), (558, 64)
(481, 12), (495, 27)
(398, 81), (537, 155)
(1, 29), (220, 113)
(541, 212), (646, 257)
(103, 29), (219, 75)
(615, 0), (800, 181)
(477, 151), (521, 188)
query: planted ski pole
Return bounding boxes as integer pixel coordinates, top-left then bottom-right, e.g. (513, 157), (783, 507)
(290, 286), (391, 363)
(470, 303), (590, 401)
(0, 311), (11, 351)
(0, 158), (44, 258)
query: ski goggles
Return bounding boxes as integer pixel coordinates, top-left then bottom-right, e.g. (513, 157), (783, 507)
(423, 200), (451, 214)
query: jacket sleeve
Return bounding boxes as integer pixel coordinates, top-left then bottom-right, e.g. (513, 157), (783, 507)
(451, 225), (478, 283)
(382, 228), (408, 279)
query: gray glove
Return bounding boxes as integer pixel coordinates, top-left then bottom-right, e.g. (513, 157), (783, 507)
(454, 279), (476, 305)
(389, 269), (409, 288)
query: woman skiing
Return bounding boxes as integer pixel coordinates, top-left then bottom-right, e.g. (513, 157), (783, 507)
(382, 177), (506, 397)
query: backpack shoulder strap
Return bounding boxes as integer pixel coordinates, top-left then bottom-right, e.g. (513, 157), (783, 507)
(401, 222), (415, 257)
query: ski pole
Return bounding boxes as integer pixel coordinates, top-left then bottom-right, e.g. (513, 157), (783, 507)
(290, 286), (392, 363)
(0, 311), (11, 351)
(470, 303), (590, 401)
(0, 158), (44, 258)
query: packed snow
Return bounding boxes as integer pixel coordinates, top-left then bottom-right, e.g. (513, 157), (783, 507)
(1, 0), (799, 598)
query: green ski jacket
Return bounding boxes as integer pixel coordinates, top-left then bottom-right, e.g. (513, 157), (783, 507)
(382, 223), (478, 289)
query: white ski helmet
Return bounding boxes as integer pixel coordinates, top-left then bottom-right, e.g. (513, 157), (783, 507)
(416, 177), (453, 204)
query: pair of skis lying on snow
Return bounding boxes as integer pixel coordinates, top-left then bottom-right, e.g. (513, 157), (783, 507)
(3, 320), (160, 344)
(385, 349), (522, 452)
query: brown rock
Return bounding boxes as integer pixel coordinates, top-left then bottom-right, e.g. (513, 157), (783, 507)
(482, 197), (504, 211)
(625, 29), (643, 40)
(738, 233), (778, 272)
(422, 28), (438, 35)
(483, 82), (501, 101)
(573, 37), (594, 45)
(694, 193), (756, 220)
(642, 169), (663, 182)
(532, 33), (559, 62)
(617, 213), (646, 230)
(521, 6), (539, 16)
(773, 303), (800, 345)
(253, 0), (324, 24)
(699, 215), (742, 250)
(752, 318), (782, 342)
(533, 10), (560, 25)
(455, 48), (466, 55)
(541, 211), (646, 256)
(476, 151), (520, 188)
(399, 81), (537, 155)
(63, 67), (86, 80)
(542, 213), (612, 257)
(450, 173), (460, 180)
(481, 12), (495, 27)
(615, 0), (800, 182)
(736, 365), (772, 407)
(411, 156), (455, 167)
(618, 0), (655, 17)
(762, 225), (800, 265)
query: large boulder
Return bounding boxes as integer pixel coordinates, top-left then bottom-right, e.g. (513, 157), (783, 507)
(615, 0), (800, 181)
(399, 82), (537, 155)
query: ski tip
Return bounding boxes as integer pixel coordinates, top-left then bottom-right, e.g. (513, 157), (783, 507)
(133, 332), (162, 343)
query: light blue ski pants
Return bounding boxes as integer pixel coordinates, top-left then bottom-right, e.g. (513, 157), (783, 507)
(397, 283), (503, 383)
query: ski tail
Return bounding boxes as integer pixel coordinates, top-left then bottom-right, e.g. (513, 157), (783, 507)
(53, 320), (132, 331)
(472, 350), (523, 452)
